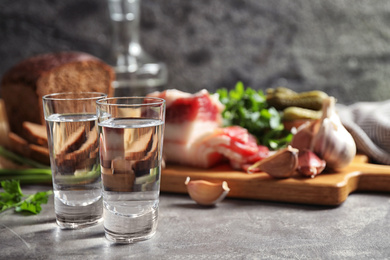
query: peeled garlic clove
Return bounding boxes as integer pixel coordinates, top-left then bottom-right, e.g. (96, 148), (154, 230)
(247, 145), (299, 178)
(297, 149), (326, 178)
(184, 177), (230, 206)
(311, 97), (356, 169)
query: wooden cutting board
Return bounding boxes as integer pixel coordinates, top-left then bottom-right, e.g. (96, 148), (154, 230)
(160, 155), (390, 206)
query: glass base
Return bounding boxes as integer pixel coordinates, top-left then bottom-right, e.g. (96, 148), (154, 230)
(103, 198), (159, 243)
(56, 216), (102, 229)
(54, 193), (103, 229)
(104, 228), (156, 244)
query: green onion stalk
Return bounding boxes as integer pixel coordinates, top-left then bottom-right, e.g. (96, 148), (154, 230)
(0, 146), (52, 184)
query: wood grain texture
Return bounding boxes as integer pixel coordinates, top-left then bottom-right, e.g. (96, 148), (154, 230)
(161, 155), (390, 206)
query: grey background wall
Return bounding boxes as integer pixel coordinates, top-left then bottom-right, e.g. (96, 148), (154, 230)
(1, 0), (390, 105)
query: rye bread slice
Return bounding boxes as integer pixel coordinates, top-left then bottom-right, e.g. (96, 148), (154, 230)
(23, 121), (48, 147)
(29, 144), (50, 165)
(6, 132), (50, 166)
(7, 132), (30, 158)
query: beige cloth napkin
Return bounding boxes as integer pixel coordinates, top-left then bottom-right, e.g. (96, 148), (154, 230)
(337, 101), (390, 165)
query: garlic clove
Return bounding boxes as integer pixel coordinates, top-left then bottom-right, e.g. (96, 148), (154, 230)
(247, 145), (299, 178)
(290, 120), (319, 151)
(184, 177), (230, 206)
(297, 149), (326, 178)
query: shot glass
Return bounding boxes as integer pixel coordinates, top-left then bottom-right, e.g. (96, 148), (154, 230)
(43, 92), (107, 229)
(96, 97), (165, 243)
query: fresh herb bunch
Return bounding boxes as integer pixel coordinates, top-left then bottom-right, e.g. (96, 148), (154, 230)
(0, 180), (52, 215)
(217, 82), (292, 150)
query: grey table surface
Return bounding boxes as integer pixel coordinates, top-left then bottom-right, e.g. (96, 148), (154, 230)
(1, 185), (390, 260)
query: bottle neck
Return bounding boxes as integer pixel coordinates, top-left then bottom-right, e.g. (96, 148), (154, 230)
(108, 0), (141, 60)
(107, 0), (168, 94)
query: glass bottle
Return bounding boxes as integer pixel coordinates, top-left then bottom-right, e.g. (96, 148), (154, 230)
(107, 0), (168, 97)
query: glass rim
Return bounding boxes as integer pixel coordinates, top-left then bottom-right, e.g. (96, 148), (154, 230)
(42, 92), (107, 101)
(96, 96), (166, 107)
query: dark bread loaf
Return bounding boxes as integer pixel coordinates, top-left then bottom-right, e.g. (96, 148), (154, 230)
(1, 52), (114, 138)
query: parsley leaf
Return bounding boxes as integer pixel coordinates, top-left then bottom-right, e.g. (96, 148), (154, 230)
(217, 82), (292, 150)
(0, 180), (52, 215)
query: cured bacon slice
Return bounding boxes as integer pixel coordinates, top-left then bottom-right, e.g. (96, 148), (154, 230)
(148, 89), (224, 143)
(199, 126), (269, 169)
(147, 89), (269, 170)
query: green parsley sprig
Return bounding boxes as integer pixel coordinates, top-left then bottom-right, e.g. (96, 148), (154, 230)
(217, 82), (292, 150)
(0, 180), (52, 215)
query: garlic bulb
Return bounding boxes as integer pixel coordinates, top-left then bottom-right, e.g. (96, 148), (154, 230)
(291, 97), (356, 170)
(310, 97), (356, 169)
(184, 177), (230, 206)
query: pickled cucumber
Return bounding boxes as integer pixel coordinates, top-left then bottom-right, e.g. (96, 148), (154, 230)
(266, 87), (297, 96)
(267, 87), (328, 110)
(282, 106), (322, 121)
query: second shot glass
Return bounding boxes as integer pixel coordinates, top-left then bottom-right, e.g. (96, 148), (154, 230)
(97, 97), (165, 243)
